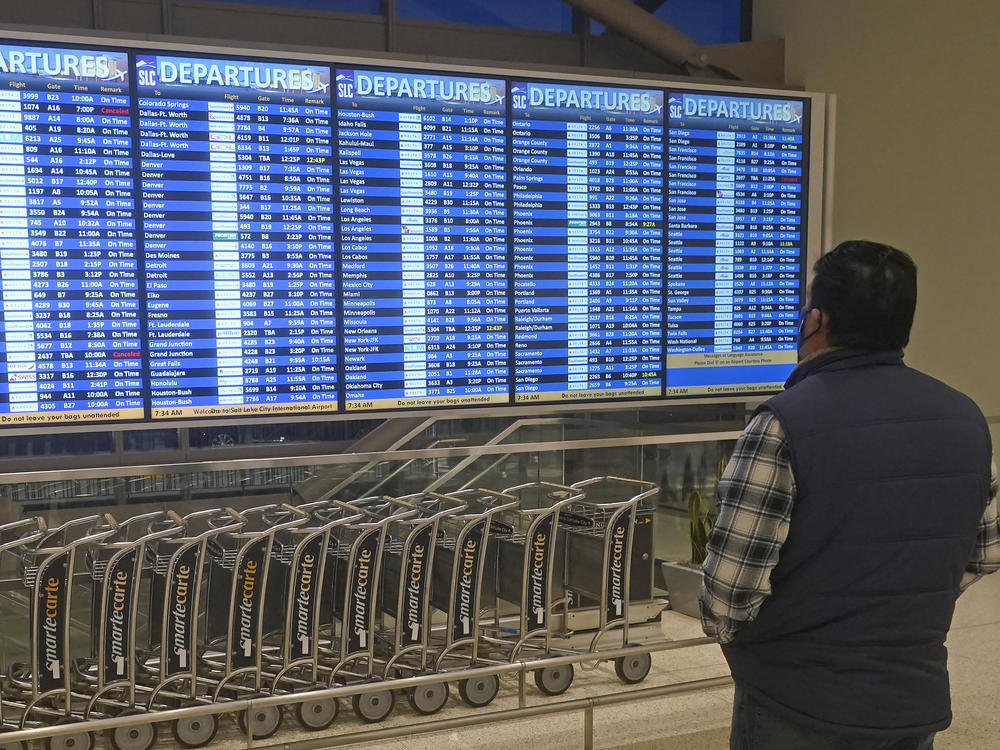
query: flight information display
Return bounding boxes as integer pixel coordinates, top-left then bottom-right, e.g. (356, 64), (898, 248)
(337, 69), (509, 410)
(0, 43), (142, 426)
(665, 92), (807, 395)
(511, 81), (664, 403)
(0, 31), (822, 429)
(136, 53), (337, 419)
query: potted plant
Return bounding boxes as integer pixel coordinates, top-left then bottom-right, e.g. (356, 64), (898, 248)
(659, 456), (723, 617)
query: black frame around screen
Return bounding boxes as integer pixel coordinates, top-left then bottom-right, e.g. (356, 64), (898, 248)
(0, 33), (815, 429)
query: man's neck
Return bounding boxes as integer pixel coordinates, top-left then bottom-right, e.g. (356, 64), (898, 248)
(797, 346), (840, 367)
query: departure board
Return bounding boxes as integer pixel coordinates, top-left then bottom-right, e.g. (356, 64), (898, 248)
(665, 92), (807, 395)
(136, 53), (337, 419)
(0, 43), (142, 426)
(0, 30), (824, 430)
(337, 69), (509, 410)
(511, 82), (664, 403)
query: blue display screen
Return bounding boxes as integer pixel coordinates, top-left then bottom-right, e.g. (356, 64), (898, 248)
(665, 91), (808, 396)
(511, 81), (664, 403)
(135, 53), (337, 419)
(337, 69), (509, 411)
(0, 35), (814, 427)
(0, 44), (142, 426)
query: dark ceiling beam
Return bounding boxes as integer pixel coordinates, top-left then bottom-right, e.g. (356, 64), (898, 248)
(634, 0), (669, 15)
(562, 0), (709, 67)
(599, 0), (670, 35)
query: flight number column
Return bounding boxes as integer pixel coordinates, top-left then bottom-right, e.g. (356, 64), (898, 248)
(585, 116), (663, 397)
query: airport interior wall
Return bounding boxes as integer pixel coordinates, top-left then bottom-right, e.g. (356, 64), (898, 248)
(755, 0), (1000, 420)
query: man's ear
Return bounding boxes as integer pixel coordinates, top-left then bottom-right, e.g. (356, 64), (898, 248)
(811, 308), (825, 333)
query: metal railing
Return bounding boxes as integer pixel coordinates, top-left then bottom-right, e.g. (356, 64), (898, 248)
(0, 638), (729, 749)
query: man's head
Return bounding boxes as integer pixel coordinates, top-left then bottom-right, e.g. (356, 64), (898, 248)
(797, 240), (917, 360)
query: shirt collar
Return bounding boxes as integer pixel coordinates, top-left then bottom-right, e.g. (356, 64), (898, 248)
(784, 348), (905, 389)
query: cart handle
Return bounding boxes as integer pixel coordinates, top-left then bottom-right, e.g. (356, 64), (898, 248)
(389, 492), (469, 521)
(232, 503), (312, 537)
(300, 499), (372, 526)
(570, 476), (657, 491)
(0, 518), (47, 555)
(36, 514), (107, 546)
(339, 496), (419, 528)
(446, 488), (521, 518)
(566, 486), (660, 511)
(175, 506), (246, 541)
(35, 514), (119, 553)
(500, 482), (586, 513)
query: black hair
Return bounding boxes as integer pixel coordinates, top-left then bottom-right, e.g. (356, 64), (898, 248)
(809, 240), (917, 351)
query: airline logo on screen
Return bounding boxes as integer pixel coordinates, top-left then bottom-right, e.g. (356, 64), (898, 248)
(669, 93), (803, 131)
(511, 81), (663, 120)
(336, 70), (504, 108)
(0, 44), (128, 85)
(135, 55), (330, 100)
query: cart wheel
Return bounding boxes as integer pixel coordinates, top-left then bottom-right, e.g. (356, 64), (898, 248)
(534, 664), (574, 696)
(0, 740), (23, 750)
(238, 704), (283, 740)
(295, 696), (339, 731)
(614, 651), (652, 685)
(45, 729), (94, 750)
(352, 688), (395, 723)
(108, 718), (157, 750)
(407, 681), (449, 715)
(458, 674), (500, 708)
(171, 714), (218, 749)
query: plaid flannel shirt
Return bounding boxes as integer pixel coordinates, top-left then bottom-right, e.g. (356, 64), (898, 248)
(699, 410), (1000, 645)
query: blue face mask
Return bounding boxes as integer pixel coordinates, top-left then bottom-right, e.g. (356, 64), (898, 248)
(797, 307), (820, 349)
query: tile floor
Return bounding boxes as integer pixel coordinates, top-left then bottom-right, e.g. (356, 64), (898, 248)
(155, 571), (1000, 750)
(324, 572), (1000, 749)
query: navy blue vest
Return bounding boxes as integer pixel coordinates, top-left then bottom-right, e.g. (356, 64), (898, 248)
(722, 349), (992, 736)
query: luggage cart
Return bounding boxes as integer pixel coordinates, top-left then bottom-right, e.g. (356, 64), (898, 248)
(4, 515), (118, 750)
(478, 481), (584, 697)
(196, 505), (308, 741)
(427, 488), (519, 708)
(319, 496), (415, 723)
(368, 492), (465, 716)
(76, 511), (186, 750)
(0, 517), (47, 750)
(263, 500), (363, 732)
(563, 476), (662, 685)
(142, 508), (245, 749)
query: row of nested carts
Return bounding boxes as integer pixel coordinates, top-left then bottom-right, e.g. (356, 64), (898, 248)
(0, 478), (667, 750)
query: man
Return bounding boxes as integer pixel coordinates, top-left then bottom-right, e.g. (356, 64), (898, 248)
(700, 240), (1000, 750)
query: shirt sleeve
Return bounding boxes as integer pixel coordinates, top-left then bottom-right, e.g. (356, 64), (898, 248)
(960, 458), (1000, 592)
(699, 411), (795, 644)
